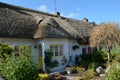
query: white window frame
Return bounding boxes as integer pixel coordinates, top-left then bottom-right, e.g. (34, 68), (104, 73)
(50, 44), (63, 57)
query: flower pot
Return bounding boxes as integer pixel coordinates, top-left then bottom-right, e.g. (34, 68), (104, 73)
(66, 67), (71, 75)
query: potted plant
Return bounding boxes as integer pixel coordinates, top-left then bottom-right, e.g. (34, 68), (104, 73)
(66, 64), (71, 75)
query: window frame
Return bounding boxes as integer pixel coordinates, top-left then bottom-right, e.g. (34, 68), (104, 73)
(82, 48), (86, 55)
(50, 44), (63, 57)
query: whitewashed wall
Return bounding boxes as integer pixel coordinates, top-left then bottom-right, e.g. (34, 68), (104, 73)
(37, 38), (69, 72)
(0, 38), (39, 65)
(68, 39), (89, 64)
(0, 38), (90, 72)
(37, 38), (90, 72)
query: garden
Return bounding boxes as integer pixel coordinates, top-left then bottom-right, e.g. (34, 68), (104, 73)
(38, 48), (120, 80)
(0, 44), (120, 80)
(38, 22), (120, 80)
(1, 22), (120, 80)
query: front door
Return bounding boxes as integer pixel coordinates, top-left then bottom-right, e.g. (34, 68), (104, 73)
(38, 44), (43, 70)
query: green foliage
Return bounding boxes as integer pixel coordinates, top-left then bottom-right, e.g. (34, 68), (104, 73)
(44, 49), (59, 73)
(81, 51), (107, 64)
(0, 44), (38, 80)
(0, 44), (14, 59)
(82, 69), (95, 80)
(104, 48), (120, 80)
(38, 73), (49, 80)
(79, 50), (107, 69)
(110, 47), (120, 62)
(88, 62), (97, 70)
(112, 54), (120, 63)
(44, 49), (53, 67)
(75, 55), (80, 65)
(76, 67), (85, 75)
(105, 63), (120, 80)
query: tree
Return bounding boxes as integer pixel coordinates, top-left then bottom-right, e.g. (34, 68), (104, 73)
(89, 22), (120, 73)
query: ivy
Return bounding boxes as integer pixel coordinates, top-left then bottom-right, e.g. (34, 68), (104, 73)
(44, 49), (59, 73)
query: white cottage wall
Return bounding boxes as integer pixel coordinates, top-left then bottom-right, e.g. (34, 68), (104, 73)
(0, 38), (90, 72)
(69, 39), (89, 64)
(38, 38), (90, 72)
(40, 38), (69, 72)
(0, 38), (39, 65)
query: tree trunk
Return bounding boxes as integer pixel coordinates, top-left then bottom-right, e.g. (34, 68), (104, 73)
(105, 52), (111, 73)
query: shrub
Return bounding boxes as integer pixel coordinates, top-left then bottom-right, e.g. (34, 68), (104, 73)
(0, 44), (14, 60)
(0, 44), (38, 80)
(76, 66), (85, 75)
(105, 63), (120, 80)
(82, 69), (95, 80)
(88, 62), (97, 70)
(44, 49), (59, 73)
(75, 55), (80, 65)
(38, 73), (49, 80)
(111, 47), (120, 62)
(79, 50), (107, 69)
(68, 66), (85, 75)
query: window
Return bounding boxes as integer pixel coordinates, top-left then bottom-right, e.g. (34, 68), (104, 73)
(82, 48), (86, 55)
(88, 47), (91, 53)
(50, 44), (63, 56)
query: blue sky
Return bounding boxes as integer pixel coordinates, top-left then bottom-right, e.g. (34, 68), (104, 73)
(0, 0), (120, 24)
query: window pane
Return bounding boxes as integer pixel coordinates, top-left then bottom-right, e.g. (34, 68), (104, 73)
(55, 46), (58, 56)
(50, 44), (63, 56)
(50, 46), (53, 49)
(82, 48), (86, 55)
(88, 47), (91, 53)
(55, 52), (58, 56)
(59, 45), (63, 56)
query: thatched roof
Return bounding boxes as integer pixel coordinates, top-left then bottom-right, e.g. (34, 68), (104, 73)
(0, 2), (96, 44)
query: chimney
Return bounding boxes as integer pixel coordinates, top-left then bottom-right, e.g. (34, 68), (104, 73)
(83, 18), (88, 22)
(55, 12), (60, 16)
(92, 21), (96, 26)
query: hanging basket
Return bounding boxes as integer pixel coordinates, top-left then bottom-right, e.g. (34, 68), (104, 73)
(72, 45), (79, 50)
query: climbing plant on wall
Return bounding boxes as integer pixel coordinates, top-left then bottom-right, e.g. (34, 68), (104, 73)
(44, 49), (59, 73)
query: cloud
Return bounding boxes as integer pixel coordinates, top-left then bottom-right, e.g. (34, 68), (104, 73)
(37, 5), (80, 19)
(63, 13), (80, 18)
(37, 5), (48, 12)
(37, 4), (56, 14)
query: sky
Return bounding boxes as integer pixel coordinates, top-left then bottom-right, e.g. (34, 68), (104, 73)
(0, 0), (120, 24)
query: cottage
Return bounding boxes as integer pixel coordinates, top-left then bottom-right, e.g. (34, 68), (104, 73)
(0, 2), (96, 72)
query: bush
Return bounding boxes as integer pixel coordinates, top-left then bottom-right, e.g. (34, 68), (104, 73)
(44, 49), (59, 73)
(0, 44), (38, 80)
(111, 47), (120, 62)
(112, 54), (120, 63)
(38, 73), (49, 80)
(104, 48), (120, 80)
(105, 63), (120, 80)
(82, 69), (95, 80)
(79, 50), (107, 69)
(81, 51), (107, 64)
(0, 44), (14, 60)
(72, 66), (85, 75)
